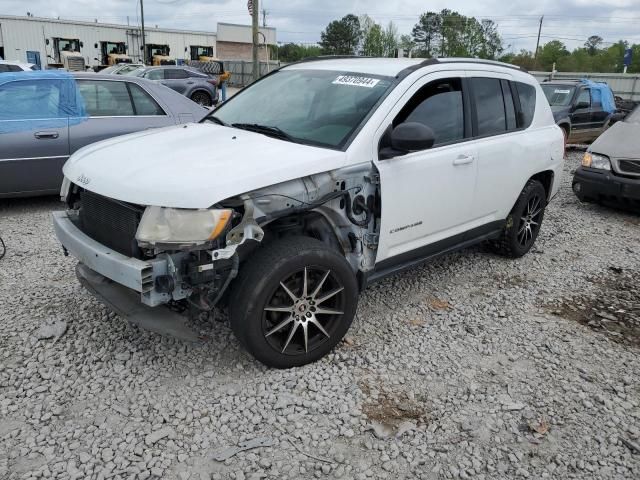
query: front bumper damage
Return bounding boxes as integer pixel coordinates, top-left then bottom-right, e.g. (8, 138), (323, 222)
(52, 211), (182, 307)
(75, 263), (201, 341)
(52, 210), (203, 340)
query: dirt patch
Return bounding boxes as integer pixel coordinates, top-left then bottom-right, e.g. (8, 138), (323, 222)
(426, 297), (451, 310)
(545, 268), (640, 347)
(493, 272), (528, 288)
(360, 379), (429, 437)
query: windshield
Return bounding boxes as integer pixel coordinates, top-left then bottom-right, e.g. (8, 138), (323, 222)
(105, 42), (126, 54)
(211, 69), (394, 149)
(58, 39), (80, 53)
(626, 105), (640, 124)
(119, 65), (144, 75)
(542, 84), (576, 106)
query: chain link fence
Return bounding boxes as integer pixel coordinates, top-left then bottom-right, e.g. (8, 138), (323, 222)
(222, 60), (281, 87)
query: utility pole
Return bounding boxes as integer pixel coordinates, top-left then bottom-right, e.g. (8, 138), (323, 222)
(262, 8), (267, 27)
(533, 15), (543, 69)
(252, 0), (259, 81)
(140, 0), (146, 65)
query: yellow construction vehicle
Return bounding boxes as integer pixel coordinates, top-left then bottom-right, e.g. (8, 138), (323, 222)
(146, 44), (175, 66)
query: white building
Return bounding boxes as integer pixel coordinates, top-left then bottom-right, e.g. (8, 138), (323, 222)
(0, 14), (276, 68)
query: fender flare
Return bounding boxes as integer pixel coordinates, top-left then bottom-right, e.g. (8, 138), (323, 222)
(556, 119), (571, 136)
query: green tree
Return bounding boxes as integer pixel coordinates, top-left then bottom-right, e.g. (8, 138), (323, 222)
(360, 17), (398, 57)
(319, 14), (362, 55)
(500, 49), (536, 70)
(411, 9), (503, 59)
(363, 23), (385, 56)
(382, 22), (399, 57)
(399, 34), (416, 57)
(537, 40), (570, 70)
(585, 35), (603, 56)
(412, 11), (441, 57)
(276, 43), (322, 63)
(479, 19), (503, 59)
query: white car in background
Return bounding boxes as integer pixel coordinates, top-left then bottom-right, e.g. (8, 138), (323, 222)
(0, 60), (39, 72)
(53, 57), (565, 368)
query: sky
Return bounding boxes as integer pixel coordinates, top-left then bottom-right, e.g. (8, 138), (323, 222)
(2, 0), (640, 54)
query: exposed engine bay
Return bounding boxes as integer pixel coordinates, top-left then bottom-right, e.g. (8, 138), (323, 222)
(62, 162), (381, 313)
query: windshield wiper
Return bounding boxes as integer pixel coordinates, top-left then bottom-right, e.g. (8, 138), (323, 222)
(204, 115), (228, 127)
(231, 123), (295, 142)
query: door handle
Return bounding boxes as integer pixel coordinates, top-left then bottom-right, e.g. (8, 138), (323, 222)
(34, 131), (59, 139)
(453, 154), (474, 166)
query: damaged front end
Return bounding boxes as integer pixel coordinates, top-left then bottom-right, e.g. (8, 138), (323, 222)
(54, 163), (380, 337)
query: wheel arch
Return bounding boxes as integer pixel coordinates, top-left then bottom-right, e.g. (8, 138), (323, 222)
(557, 121), (571, 137)
(259, 210), (348, 256)
(190, 88), (212, 100)
(529, 170), (555, 201)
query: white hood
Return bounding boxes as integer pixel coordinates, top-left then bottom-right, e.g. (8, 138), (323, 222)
(63, 123), (348, 208)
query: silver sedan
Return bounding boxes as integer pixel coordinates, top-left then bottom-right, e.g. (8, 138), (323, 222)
(0, 72), (207, 198)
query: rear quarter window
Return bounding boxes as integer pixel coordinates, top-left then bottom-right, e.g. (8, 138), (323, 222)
(515, 82), (536, 129)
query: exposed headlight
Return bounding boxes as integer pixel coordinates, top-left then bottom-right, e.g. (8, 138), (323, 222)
(582, 152), (611, 170)
(136, 206), (232, 245)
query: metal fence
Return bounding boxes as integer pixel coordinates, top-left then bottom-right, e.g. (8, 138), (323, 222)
(221, 60), (281, 87)
(531, 71), (640, 101)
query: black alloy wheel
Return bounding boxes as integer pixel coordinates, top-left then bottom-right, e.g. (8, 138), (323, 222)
(228, 236), (358, 368)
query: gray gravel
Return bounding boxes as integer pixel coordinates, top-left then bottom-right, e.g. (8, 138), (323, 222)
(1, 150), (639, 480)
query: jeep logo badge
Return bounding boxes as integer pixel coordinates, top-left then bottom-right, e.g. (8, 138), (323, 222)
(76, 174), (91, 185)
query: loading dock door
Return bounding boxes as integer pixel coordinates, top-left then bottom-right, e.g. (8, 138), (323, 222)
(27, 51), (41, 69)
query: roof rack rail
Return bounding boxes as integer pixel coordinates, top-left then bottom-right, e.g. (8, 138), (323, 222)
(397, 57), (528, 79)
(542, 78), (583, 82)
(298, 55), (373, 63)
(396, 58), (439, 78)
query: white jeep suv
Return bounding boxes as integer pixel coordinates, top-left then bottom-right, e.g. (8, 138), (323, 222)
(53, 57), (564, 368)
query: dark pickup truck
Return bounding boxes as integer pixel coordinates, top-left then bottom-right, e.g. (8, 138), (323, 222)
(541, 80), (615, 144)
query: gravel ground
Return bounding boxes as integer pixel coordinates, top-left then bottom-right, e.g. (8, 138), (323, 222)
(1, 150), (639, 480)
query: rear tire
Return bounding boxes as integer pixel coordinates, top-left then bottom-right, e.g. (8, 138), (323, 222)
(191, 91), (212, 107)
(493, 179), (547, 258)
(228, 237), (358, 368)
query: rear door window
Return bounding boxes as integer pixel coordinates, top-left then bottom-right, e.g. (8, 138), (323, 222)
(78, 80), (135, 116)
(470, 77), (507, 136)
(165, 69), (188, 80)
(394, 77), (465, 146)
(0, 79), (64, 119)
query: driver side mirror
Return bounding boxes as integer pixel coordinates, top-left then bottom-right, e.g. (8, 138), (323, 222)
(380, 122), (436, 160)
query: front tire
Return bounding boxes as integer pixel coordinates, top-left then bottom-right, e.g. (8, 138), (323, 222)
(229, 237), (358, 368)
(493, 179), (547, 258)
